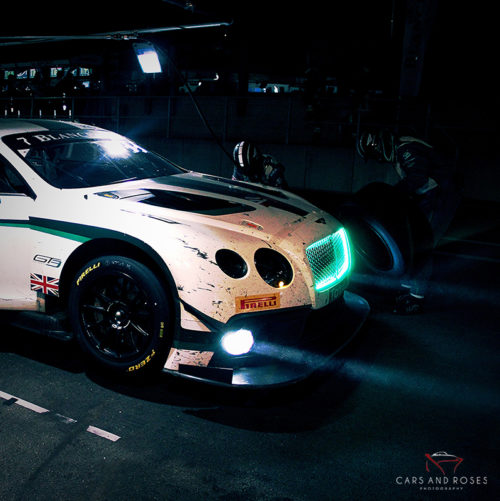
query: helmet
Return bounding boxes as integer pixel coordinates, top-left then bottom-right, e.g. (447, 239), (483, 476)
(357, 130), (395, 162)
(233, 141), (261, 177)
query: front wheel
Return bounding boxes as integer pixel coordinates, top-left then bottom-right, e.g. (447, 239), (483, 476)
(68, 256), (172, 375)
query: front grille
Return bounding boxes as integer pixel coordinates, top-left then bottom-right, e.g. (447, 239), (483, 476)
(306, 228), (351, 291)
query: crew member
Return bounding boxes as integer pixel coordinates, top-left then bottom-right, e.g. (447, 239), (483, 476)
(232, 140), (287, 188)
(358, 130), (461, 313)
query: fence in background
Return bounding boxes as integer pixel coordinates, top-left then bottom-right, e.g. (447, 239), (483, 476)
(1, 94), (496, 200)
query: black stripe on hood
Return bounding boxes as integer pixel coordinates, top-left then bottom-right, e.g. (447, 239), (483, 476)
(163, 175), (309, 217)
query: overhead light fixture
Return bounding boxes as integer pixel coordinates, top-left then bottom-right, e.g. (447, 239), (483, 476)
(133, 42), (162, 74)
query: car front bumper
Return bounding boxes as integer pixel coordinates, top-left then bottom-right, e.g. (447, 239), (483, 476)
(165, 291), (370, 387)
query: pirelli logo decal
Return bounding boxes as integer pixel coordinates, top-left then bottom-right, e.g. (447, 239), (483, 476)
(235, 293), (280, 313)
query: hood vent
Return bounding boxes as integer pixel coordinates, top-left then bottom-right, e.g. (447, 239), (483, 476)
(138, 189), (255, 215)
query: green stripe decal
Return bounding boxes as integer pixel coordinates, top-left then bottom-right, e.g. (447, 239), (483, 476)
(0, 220), (91, 243)
(31, 225), (90, 243)
(0, 222), (30, 229)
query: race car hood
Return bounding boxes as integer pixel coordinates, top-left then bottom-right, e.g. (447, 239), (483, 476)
(91, 171), (334, 240)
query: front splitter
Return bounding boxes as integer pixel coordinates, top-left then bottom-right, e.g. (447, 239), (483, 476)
(164, 291), (370, 388)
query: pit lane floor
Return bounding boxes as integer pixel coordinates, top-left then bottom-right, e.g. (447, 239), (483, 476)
(0, 199), (498, 501)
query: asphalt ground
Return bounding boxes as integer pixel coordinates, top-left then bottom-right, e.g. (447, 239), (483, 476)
(0, 199), (499, 501)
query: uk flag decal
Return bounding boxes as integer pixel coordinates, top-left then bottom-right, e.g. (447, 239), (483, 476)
(30, 273), (59, 296)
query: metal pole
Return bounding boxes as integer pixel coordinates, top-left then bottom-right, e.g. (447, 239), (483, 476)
(223, 96), (228, 142)
(165, 96), (171, 139)
(286, 95), (293, 145)
(116, 96), (120, 133)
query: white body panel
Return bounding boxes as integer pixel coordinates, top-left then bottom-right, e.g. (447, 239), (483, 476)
(0, 195), (36, 306)
(0, 119), (351, 337)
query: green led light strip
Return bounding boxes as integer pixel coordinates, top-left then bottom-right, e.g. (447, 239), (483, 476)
(306, 228), (351, 291)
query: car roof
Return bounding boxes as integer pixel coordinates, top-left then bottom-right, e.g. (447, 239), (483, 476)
(0, 118), (100, 138)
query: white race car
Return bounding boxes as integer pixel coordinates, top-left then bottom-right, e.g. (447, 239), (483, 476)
(0, 119), (369, 386)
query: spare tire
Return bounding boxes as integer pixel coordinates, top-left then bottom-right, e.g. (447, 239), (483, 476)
(336, 183), (434, 279)
(336, 201), (408, 277)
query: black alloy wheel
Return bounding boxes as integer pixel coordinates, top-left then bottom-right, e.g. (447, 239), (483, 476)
(68, 256), (172, 375)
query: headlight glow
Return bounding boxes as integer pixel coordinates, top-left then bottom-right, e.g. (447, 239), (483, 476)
(221, 329), (254, 356)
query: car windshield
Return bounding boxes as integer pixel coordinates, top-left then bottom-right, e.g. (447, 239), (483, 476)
(3, 129), (183, 189)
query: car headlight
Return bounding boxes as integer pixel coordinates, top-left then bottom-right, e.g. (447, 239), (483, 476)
(221, 329), (254, 355)
(216, 249), (248, 279)
(254, 248), (293, 288)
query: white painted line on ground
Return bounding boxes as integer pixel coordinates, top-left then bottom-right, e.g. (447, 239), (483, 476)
(0, 390), (16, 401)
(55, 413), (78, 424)
(1, 389), (120, 442)
(14, 398), (50, 414)
(0, 390), (18, 401)
(86, 425), (121, 442)
(0, 390), (49, 414)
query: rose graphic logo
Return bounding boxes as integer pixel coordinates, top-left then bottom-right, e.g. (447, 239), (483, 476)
(425, 451), (463, 475)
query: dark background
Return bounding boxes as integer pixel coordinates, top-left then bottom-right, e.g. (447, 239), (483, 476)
(1, 0), (497, 106)
(1, 0), (496, 171)
(0, 4), (498, 500)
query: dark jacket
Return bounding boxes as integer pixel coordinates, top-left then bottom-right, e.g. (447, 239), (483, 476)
(395, 136), (454, 197)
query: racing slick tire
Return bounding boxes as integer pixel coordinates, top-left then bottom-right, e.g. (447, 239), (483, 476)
(68, 256), (172, 376)
(337, 201), (408, 277)
(336, 183), (416, 277)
